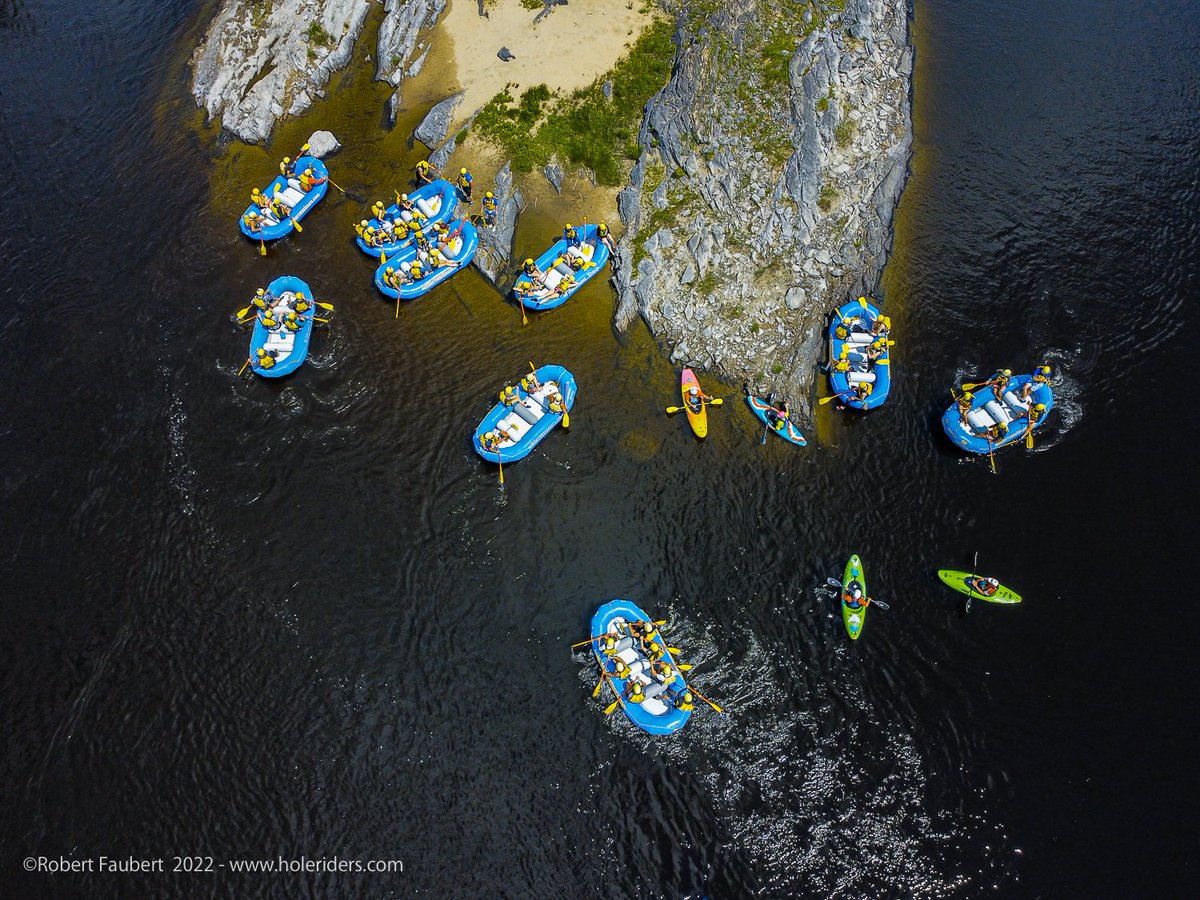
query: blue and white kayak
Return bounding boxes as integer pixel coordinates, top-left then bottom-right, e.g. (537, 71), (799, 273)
(745, 394), (807, 446)
(589, 599), (691, 736)
(941, 373), (1054, 454)
(355, 179), (458, 258)
(828, 298), (891, 410)
(373, 220), (479, 300)
(513, 224), (611, 311)
(472, 364), (576, 464)
(238, 157), (328, 242)
(249, 275), (317, 378)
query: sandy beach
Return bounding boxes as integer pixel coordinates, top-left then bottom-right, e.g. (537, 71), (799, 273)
(439, 0), (657, 130)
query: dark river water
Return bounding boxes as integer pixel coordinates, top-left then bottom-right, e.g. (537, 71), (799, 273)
(3, 0), (1199, 896)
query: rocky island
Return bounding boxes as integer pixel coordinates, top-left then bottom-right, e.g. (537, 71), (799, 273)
(190, 0), (911, 408)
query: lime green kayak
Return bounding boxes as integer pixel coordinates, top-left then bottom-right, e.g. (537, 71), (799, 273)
(842, 554), (868, 639)
(937, 569), (1022, 604)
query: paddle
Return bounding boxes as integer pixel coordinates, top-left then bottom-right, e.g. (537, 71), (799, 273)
(818, 390), (854, 406)
(757, 391), (774, 444)
(259, 234), (267, 256)
(498, 456), (504, 487)
(687, 683), (723, 714)
(825, 577), (890, 610)
(987, 436), (997, 474)
(603, 675), (626, 716)
(1024, 415), (1036, 449)
(238, 358), (252, 376)
(517, 287), (529, 326)
(395, 293), (400, 320)
(561, 408), (570, 429)
(666, 398), (723, 414)
(289, 216), (302, 233)
(233, 304), (253, 320)
(965, 551), (979, 614)
(858, 296), (869, 310)
(326, 176), (346, 194)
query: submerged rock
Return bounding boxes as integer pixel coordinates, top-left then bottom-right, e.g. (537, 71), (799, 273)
(305, 130), (341, 158)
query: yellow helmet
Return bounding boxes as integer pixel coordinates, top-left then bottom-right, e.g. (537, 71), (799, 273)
(525, 258), (534, 266)
(282, 156), (291, 163)
(255, 288), (265, 296)
(485, 191), (494, 198)
(385, 266), (394, 274)
(460, 167), (467, 174)
(295, 292), (305, 299)
(565, 223), (573, 229)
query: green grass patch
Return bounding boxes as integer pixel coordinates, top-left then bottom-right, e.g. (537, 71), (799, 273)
(835, 118), (855, 149)
(520, 0), (542, 9)
(306, 21), (333, 47)
(818, 183), (838, 212)
(695, 271), (719, 295)
(473, 19), (675, 186)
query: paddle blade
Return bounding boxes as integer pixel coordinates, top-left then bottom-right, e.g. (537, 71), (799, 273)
(259, 239), (266, 256)
(316, 301), (334, 310)
(858, 296), (868, 309)
(604, 699), (620, 715)
(874, 358), (889, 365)
(666, 647), (681, 654)
(291, 218), (302, 233)
(562, 412), (570, 429)
(709, 398), (723, 406)
(665, 406), (682, 415)
(234, 305), (252, 320)
(380, 251), (387, 264)
(1026, 431), (1034, 449)
(498, 459), (504, 486)
(677, 663), (693, 671)
(653, 619), (668, 626)
(818, 394), (838, 405)
(592, 678), (604, 698)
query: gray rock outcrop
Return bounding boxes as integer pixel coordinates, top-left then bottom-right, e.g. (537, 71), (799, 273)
(191, 0), (448, 143)
(414, 92), (464, 149)
(612, 0), (912, 405)
(472, 162), (522, 289)
(191, 0), (371, 143)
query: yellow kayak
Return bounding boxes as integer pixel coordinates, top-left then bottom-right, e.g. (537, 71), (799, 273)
(681, 368), (707, 438)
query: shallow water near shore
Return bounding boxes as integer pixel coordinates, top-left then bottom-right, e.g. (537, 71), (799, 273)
(2, 0), (1199, 896)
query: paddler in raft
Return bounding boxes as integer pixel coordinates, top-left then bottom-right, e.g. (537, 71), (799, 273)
(499, 384), (520, 407)
(279, 155), (296, 178)
(382, 266), (402, 291)
(255, 347), (278, 370)
(1019, 364), (1053, 402)
(299, 166), (325, 192)
(563, 223), (581, 248)
(956, 390), (975, 425)
(852, 380), (874, 405)
(521, 370), (541, 393)
(479, 425), (516, 453)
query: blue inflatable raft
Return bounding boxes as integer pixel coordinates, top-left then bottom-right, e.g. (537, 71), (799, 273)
(248, 275), (317, 378)
(589, 599), (691, 736)
(355, 179), (458, 259)
(373, 220), (479, 301)
(827, 298), (891, 410)
(513, 224), (611, 311)
(238, 157), (328, 242)
(745, 394), (807, 446)
(472, 364), (576, 464)
(941, 373), (1055, 454)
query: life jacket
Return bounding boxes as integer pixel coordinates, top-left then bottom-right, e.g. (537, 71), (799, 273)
(499, 386), (517, 405)
(415, 232), (429, 250)
(483, 196), (497, 212)
(523, 261), (538, 275)
(627, 683), (645, 704)
(259, 353), (275, 369)
(410, 264), (424, 280)
(834, 359), (850, 373)
(280, 160), (295, 177)
(295, 300), (310, 313)
(564, 227), (578, 243)
(857, 382), (873, 396)
(252, 295), (269, 311)
(457, 173), (472, 190)
(558, 275), (575, 292)
(416, 161), (430, 175)
(383, 270), (399, 288)
(597, 223), (609, 237)
(395, 222), (410, 240)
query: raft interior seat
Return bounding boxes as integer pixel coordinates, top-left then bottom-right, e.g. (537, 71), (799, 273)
(278, 184), (305, 207)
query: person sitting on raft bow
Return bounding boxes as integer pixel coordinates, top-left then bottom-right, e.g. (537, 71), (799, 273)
(842, 581), (871, 610)
(967, 575), (999, 597)
(668, 686), (695, 712)
(985, 421), (1008, 443)
(482, 191), (498, 226)
(382, 266), (402, 290)
(415, 159), (437, 186)
(1020, 364), (1053, 402)
(299, 166), (325, 192)
(547, 391), (567, 415)
(597, 222), (616, 254)
(456, 167), (473, 203)
(499, 384), (519, 407)
(563, 223), (581, 247)
(990, 369), (1013, 400)
(255, 347), (278, 369)
(479, 426), (515, 452)
(956, 390), (975, 424)
(686, 385), (713, 414)
(853, 380), (874, 405)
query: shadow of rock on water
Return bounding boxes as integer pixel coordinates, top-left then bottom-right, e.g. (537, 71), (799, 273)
(617, 428), (662, 462)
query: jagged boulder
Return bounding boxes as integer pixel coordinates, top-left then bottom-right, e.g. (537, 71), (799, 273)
(414, 92), (463, 149)
(305, 130), (341, 158)
(472, 162), (521, 288)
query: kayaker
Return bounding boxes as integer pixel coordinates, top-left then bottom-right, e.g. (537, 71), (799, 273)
(563, 223), (580, 247)
(482, 191), (498, 226)
(597, 222), (616, 254)
(853, 380), (874, 404)
(456, 167), (473, 202)
(842, 582), (871, 610)
(956, 390), (975, 424)
(299, 166), (325, 192)
(967, 576), (999, 597)
(255, 348), (277, 370)
(767, 399), (791, 431)
(686, 385), (712, 414)
(279, 156), (296, 177)
(499, 385), (519, 406)
(382, 266), (401, 290)
(415, 159), (437, 185)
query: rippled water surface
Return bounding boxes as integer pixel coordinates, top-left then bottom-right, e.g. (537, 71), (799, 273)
(2, 0), (1199, 896)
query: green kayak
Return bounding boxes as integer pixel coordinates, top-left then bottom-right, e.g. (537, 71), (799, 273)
(842, 554), (868, 639)
(937, 569), (1022, 604)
